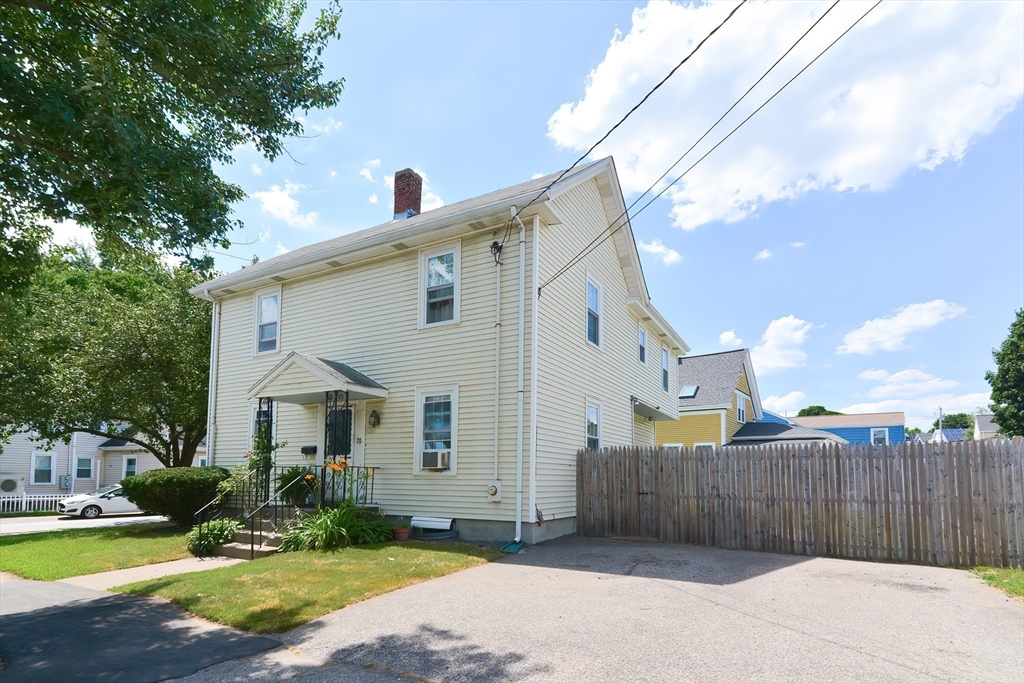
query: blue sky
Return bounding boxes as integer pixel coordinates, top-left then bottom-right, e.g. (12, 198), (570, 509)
(62, 1), (1022, 430)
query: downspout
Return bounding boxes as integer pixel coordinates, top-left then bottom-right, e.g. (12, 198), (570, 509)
(493, 239), (502, 483)
(205, 291), (220, 466)
(514, 212), (527, 544)
(68, 432), (77, 495)
(528, 215), (540, 525)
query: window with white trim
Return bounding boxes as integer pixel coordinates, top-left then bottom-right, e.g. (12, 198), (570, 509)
(76, 457), (93, 479)
(662, 348), (670, 392)
(123, 457), (138, 479)
(586, 402), (601, 450)
(586, 279), (600, 346)
(420, 242), (461, 327)
(255, 290), (280, 354)
(871, 428), (888, 446)
(638, 325), (646, 363)
(737, 393), (747, 424)
(415, 385), (458, 472)
(31, 453), (53, 484)
(197, 457), (209, 467)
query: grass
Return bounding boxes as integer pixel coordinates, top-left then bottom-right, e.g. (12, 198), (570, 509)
(0, 523), (189, 580)
(114, 541), (502, 633)
(971, 566), (1024, 600)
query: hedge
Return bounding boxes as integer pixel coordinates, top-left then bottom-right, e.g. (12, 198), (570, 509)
(121, 466), (229, 527)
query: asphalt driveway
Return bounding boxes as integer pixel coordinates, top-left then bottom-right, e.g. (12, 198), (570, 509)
(0, 513), (167, 536)
(176, 536), (1024, 683)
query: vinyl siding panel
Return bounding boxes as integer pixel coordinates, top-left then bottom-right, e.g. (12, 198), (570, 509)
(633, 415), (655, 446)
(656, 413), (723, 447)
(211, 226), (537, 523)
(816, 426), (904, 445)
(98, 450), (165, 487)
(535, 179), (677, 521)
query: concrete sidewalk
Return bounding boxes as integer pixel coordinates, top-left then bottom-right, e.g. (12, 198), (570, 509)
(59, 556), (244, 591)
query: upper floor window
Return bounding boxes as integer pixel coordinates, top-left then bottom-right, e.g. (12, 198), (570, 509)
(737, 392), (747, 423)
(662, 348), (670, 392)
(638, 326), (647, 363)
(586, 401), (601, 450)
(586, 279), (600, 346)
(255, 289), (280, 354)
(420, 242), (461, 327)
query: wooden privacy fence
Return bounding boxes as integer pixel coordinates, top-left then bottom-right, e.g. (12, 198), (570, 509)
(577, 439), (1024, 569)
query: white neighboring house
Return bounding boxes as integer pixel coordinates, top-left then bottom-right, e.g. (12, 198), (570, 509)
(974, 414), (1000, 440)
(192, 158), (688, 544)
(0, 431), (204, 498)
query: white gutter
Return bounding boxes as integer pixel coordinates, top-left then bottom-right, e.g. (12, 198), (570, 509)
(205, 291), (221, 465)
(493, 241), (502, 483)
(528, 214), (540, 526)
(512, 210), (527, 544)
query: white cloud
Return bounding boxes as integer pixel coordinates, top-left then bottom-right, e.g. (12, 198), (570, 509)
(251, 182), (318, 228)
(857, 368), (958, 399)
(45, 219), (94, 250)
(330, 170), (337, 178)
(422, 192), (445, 212)
(547, 1), (1024, 230)
(531, 173), (545, 179)
(308, 117), (343, 134)
(754, 249), (772, 261)
(359, 168), (374, 182)
(636, 238), (682, 265)
(790, 241), (808, 248)
(250, 163), (263, 176)
(838, 299), (966, 354)
(366, 158), (381, 167)
(763, 391), (806, 416)
(751, 315), (812, 374)
(845, 367), (989, 429)
(718, 329), (742, 347)
(275, 242), (289, 255)
(383, 174), (394, 190)
(368, 193), (378, 204)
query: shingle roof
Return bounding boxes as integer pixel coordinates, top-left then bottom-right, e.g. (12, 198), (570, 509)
(99, 437), (130, 448)
(792, 412), (905, 429)
(676, 350), (748, 409)
(732, 422), (847, 444)
(975, 413), (998, 433)
(313, 357), (388, 391)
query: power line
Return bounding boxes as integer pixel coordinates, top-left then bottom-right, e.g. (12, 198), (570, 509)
(499, 0), (747, 246)
(540, 0), (841, 293)
(538, 0), (882, 296)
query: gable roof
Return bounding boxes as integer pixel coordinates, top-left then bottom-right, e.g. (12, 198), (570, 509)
(675, 349), (763, 419)
(247, 352), (389, 404)
(731, 421), (847, 445)
(975, 413), (998, 433)
(792, 412), (905, 429)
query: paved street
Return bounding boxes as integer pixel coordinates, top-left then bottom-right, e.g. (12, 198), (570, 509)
(0, 513), (167, 536)
(176, 536), (1024, 683)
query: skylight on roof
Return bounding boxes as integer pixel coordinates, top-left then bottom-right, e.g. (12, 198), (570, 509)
(679, 385), (698, 399)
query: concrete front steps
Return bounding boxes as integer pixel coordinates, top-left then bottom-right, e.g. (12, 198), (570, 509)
(211, 529), (282, 560)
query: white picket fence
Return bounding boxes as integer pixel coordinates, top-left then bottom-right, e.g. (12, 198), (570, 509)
(0, 494), (66, 514)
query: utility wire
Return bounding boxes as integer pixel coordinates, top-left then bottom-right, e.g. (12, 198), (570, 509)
(499, 0), (747, 246)
(539, 0), (882, 296)
(539, 0), (840, 292)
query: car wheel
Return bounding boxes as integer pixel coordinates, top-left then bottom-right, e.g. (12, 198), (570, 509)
(81, 505), (101, 519)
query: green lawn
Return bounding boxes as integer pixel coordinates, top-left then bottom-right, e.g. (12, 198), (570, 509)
(0, 524), (189, 580)
(971, 566), (1024, 600)
(0, 510), (63, 518)
(114, 542), (502, 633)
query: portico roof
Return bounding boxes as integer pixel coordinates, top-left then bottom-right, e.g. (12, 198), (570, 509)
(247, 352), (389, 405)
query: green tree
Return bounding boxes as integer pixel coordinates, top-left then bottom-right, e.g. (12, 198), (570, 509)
(797, 406), (844, 417)
(986, 309), (1024, 437)
(0, 248), (211, 466)
(932, 413), (973, 431)
(1, 0), (343, 294)
(906, 427), (922, 437)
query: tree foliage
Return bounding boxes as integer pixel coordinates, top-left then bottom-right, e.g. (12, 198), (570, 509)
(797, 406), (844, 417)
(0, 248), (212, 466)
(986, 309), (1024, 437)
(0, 0), (343, 294)
(932, 413), (973, 431)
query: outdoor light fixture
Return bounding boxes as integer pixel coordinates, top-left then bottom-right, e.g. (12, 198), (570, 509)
(490, 241), (502, 264)
(368, 410), (381, 428)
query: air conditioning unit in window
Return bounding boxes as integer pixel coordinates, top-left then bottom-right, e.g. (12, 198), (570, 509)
(0, 474), (25, 496)
(421, 452), (450, 471)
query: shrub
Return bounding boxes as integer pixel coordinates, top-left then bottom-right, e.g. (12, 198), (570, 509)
(279, 503), (358, 552)
(121, 466), (230, 527)
(186, 519), (242, 556)
(276, 465), (319, 506)
(349, 518), (394, 545)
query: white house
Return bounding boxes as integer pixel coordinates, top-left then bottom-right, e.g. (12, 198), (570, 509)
(192, 158), (688, 544)
(0, 431), (183, 498)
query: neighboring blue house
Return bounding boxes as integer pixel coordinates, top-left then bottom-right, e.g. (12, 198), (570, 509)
(791, 412), (905, 446)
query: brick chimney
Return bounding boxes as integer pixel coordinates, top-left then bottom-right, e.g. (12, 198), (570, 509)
(393, 168), (422, 220)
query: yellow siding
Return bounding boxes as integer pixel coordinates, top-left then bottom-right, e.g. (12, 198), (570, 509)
(655, 413), (723, 447)
(535, 179), (677, 522)
(726, 368), (753, 442)
(737, 367), (750, 395)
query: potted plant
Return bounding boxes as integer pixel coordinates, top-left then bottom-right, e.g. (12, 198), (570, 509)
(276, 465), (318, 507)
(393, 521), (411, 542)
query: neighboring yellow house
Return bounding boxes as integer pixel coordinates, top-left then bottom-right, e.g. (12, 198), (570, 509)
(656, 349), (763, 448)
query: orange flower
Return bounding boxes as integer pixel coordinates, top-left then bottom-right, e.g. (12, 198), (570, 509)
(304, 473), (314, 480)
(366, 470), (374, 477)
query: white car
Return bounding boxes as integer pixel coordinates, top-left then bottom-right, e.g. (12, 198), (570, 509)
(58, 485), (140, 518)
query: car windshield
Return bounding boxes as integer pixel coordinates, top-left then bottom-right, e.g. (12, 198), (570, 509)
(86, 485), (120, 496)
